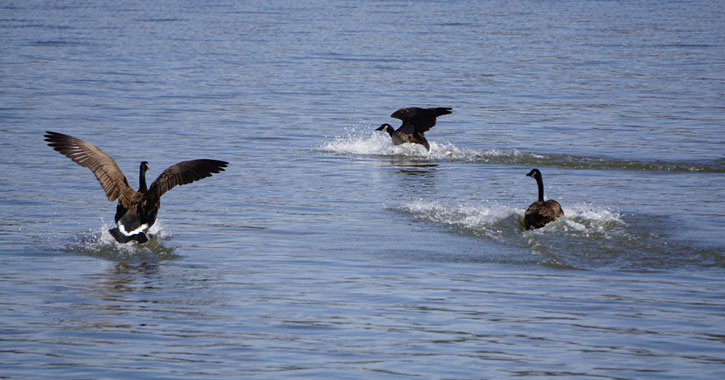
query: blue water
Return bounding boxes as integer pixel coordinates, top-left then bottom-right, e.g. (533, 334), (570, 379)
(1, 0), (724, 378)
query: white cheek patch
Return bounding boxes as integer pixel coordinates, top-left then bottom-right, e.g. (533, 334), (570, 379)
(119, 223), (149, 236)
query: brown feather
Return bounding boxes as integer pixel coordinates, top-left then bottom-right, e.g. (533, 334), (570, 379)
(45, 131), (228, 243)
(524, 200), (564, 230)
(44, 131), (138, 207)
(394, 131), (430, 151)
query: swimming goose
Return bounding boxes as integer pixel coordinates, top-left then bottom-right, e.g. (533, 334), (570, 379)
(44, 131), (228, 243)
(524, 168), (564, 230)
(376, 107), (452, 151)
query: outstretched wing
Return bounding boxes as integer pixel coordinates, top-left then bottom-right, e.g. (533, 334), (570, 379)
(147, 159), (228, 200)
(44, 131), (136, 206)
(393, 107), (452, 134)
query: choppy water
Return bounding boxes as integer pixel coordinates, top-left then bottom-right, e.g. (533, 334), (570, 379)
(1, 0), (724, 379)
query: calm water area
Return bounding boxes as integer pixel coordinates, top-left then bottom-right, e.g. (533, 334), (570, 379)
(1, 0), (724, 378)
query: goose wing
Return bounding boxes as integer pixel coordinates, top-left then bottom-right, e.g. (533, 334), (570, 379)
(524, 200), (564, 229)
(146, 159), (228, 200)
(393, 107), (452, 134)
(542, 200), (564, 218)
(44, 131), (137, 206)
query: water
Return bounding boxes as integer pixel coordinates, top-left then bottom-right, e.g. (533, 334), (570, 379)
(1, 0), (724, 378)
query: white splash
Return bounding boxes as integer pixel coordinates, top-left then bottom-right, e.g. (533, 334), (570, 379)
(562, 203), (623, 226)
(400, 200), (624, 239)
(522, 203), (625, 237)
(319, 128), (521, 161)
(398, 200), (521, 240)
(320, 131), (400, 155)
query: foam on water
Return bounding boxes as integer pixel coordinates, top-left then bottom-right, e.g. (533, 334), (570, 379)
(531, 203), (625, 235)
(398, 198), (723, 269)
(319, 128), (507, 161)
(399, 200), (623, 239)
(398, 200), (521, 242)
(320, 129), (725, 172)
(320, 130), (427, 157)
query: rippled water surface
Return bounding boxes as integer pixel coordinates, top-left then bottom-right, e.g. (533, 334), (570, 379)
(1, 0), (724, 379)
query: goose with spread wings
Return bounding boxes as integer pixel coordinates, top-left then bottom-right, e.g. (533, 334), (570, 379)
(376, 107), (452, 151)
(44, 131), (228, 243)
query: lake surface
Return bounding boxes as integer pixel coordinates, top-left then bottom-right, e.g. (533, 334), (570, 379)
(1, 0), (724, 378)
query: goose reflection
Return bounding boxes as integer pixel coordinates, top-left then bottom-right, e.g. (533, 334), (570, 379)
(96, 261), (161, 298)
(387, 159), (440, 196)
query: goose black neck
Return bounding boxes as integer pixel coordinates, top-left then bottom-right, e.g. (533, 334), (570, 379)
(138, 165), (148, 193)
(536, 175), (545, 202)
(382, 124), (394, 137)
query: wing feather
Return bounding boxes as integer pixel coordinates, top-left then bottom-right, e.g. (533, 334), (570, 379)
(147, 159), (228, 200)
(524, 200), (564, 229)
(44, 131), (136, 206)
(392, 107), (452, 134)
